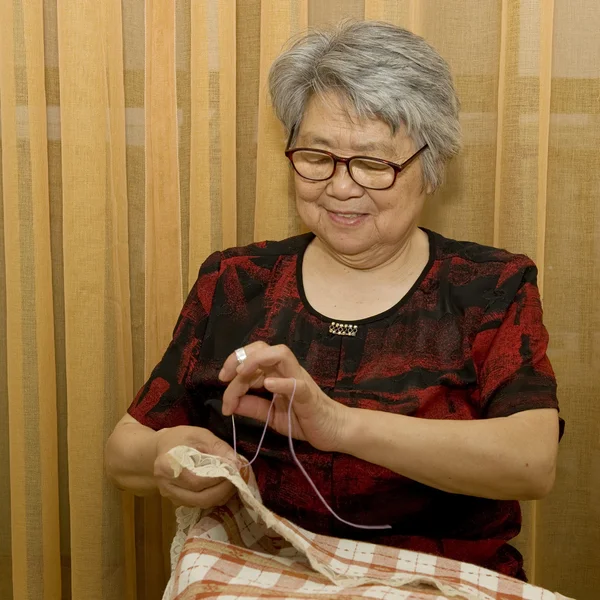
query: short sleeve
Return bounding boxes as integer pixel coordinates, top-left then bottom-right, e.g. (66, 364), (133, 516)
(472, 259), (561, 425)
(127, 251), (222, 430)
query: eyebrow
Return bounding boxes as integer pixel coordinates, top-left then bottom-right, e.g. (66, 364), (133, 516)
(299, 134), (397, 157)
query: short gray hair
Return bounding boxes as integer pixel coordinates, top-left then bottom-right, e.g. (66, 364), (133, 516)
(268, 20), (461, 192)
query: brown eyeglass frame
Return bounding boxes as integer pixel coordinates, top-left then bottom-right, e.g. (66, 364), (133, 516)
(284, 126), (428, 191)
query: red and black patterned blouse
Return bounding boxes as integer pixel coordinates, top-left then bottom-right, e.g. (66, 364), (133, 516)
(128, 228), (561, 580)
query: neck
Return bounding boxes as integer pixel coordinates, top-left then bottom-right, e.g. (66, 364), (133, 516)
(309, 227), (428, 281)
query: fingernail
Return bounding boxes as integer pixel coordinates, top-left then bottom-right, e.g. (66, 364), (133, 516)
(218, 368), (224, 381)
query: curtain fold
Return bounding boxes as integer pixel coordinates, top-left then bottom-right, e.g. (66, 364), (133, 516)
(0, 1), (598, 599)
(189, 0), (237, 287)
(0, 0), (61, 598)
(56, 0), (134, 598)
(141, 1), (182, 596)
(538, 0), (600, 589)
(253, 0), (308, 242)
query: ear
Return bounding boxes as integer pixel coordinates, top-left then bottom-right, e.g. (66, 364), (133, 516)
(421, 176), (434, 196)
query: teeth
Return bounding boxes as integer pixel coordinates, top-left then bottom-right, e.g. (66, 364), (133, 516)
(337, 213), (360, 217)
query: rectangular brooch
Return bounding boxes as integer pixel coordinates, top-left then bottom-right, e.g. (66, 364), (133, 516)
(329, 321), (358, 337)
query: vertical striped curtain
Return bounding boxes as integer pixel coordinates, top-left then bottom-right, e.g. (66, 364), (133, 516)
(0, 1), (598, 599)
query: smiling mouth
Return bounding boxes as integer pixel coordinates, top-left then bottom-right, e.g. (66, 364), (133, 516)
(327, 210), (367, 217)
(325, 209), (369, 226)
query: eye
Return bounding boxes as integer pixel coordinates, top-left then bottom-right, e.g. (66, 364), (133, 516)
(352, 158), (391, 172)
(304, 153), (330, 164)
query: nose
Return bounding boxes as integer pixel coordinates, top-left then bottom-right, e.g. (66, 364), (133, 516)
(327, 162), (363, 200)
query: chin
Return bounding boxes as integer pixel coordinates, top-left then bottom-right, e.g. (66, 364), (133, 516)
(300, 206), (378, 255)
(317, 230), (374, 256)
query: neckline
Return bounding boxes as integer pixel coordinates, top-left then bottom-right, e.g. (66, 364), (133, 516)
(295, 228), (436, 326)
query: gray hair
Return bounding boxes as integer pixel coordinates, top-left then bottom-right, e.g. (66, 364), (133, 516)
(268, 20), (461, 192)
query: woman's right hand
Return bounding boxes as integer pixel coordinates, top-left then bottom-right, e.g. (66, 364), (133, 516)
(153, 426), (237, 508)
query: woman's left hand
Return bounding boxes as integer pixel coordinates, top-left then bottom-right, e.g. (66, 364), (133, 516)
(218, 342), (348, 452)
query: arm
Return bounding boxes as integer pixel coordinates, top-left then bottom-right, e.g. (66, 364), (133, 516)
(220, 261), (561, 502)
(350, 259), (560, 499)
(220, 344), (559, 500)
(105, 413), (238, 506)
(224, 351), (559, 500)
(220, 268), (561, 503)
(339, 407), (559, 500)
(105, 251), (237, 506)
(105, 414), (161, 494)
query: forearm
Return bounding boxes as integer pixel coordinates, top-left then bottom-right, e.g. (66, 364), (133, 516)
(105, 419), (160, 495)
(338, 407), (558, 500)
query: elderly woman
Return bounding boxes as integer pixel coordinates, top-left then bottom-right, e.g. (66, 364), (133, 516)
(105, 21), (561, 580)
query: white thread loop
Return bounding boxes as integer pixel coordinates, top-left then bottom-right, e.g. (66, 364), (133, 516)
(231, 378), (391, 531)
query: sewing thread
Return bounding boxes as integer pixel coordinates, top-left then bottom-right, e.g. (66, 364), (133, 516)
(231, 378), (391, 531)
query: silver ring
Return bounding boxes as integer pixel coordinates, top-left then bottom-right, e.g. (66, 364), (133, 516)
(235, 347), (247, 365)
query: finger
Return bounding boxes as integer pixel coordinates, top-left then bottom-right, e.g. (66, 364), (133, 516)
(214, 483), (237, 506)
(236, 345), (298, 380)
(231, 394), (275, 423)
(222, 373), (247, 417)
(162, 478), (236, 509)
(222, 347), (300, 416)
(222, 362), (267, 416)
(222, 368), (276, 417)
(233, 366), (269, 395)
(218, 341), (269, 382)
(264, 376), (314, 414)
(182, 429), (238, 465)
(154, 458), (226, 487)
(154, 432), (238, 479)
(198, 434), (239, 465)
(247, 368), (265, 389)
(172, 468), (226, 492)
(263, 376), (298, 397)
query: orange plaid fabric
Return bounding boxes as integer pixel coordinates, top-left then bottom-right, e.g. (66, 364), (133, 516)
(163, 448), (572, 600)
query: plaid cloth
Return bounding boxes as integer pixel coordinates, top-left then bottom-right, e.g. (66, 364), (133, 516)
(163, 447), (573, 600)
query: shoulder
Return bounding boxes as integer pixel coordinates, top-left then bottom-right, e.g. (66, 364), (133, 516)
(429, 229), (536, 276)
(426, 229), (539, 312)
(197, 234), (312, 273)
(220, 233), (311, 265)
(430, 228), (532, 267)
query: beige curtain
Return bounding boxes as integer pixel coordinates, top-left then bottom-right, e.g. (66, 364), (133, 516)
(0, 1), (598, 599)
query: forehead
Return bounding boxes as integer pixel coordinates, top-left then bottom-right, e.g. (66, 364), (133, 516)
(296, 93), (410, 156)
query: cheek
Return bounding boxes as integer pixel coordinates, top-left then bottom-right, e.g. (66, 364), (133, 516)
(373, 174), (425, 213)
(295, 179), (324, 203)
(370, 191), (398, 212)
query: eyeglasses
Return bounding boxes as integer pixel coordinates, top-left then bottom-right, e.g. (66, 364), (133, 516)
(284, 128), (428, 191)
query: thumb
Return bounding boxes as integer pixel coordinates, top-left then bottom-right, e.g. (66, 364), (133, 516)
(204, 433), (238, 465)
(263, 377), (303, 402)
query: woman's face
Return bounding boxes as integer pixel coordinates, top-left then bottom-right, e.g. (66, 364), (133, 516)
(293, 93), (428, 264)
